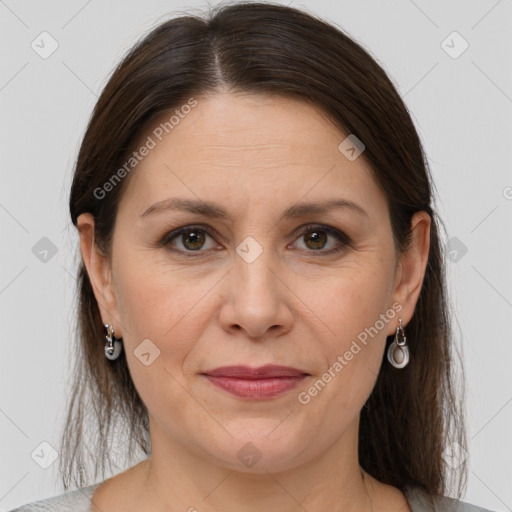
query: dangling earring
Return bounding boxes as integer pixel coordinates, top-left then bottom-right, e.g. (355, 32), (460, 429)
(104, 323), (123, 360)
(387, 318), (409, 369)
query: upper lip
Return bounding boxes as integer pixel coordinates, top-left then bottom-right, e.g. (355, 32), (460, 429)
(203, 364), (310, 379)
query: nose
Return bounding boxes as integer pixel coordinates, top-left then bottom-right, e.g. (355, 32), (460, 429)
(218, 248), (293, 340)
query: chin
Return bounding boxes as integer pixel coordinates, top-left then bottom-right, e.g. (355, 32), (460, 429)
(195, 421), (309, 473)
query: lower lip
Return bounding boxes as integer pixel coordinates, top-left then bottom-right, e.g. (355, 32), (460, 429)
(203, 375), (307, 400)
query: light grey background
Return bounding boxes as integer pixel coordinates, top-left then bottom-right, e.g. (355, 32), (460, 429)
(1, 0), (511, 510)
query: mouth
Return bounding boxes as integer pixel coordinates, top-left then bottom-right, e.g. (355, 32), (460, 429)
(201, 364), (310, 400)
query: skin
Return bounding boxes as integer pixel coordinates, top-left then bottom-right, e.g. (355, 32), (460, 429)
(78, 92), (430, 512)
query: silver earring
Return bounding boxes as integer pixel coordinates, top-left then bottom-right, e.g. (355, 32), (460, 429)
(387, 318), (409, 369)
(104, 323), (123, 360)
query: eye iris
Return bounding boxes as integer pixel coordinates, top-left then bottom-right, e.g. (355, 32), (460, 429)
(304, 230), (327, 250)
(174, 228), (335, 252)
(183, 230), (205, 250)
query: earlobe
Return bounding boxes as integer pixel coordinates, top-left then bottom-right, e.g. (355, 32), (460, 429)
(76, 213), (118, 326)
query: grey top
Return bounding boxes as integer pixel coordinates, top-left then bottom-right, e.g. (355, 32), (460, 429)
(7, 482), (497, 511)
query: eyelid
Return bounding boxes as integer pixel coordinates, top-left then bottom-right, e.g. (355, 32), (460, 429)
(159, 223), (351, 255)
(159, 224), (220, 250)
(290, 223), (351, 257)
(293, 223), (351, 245)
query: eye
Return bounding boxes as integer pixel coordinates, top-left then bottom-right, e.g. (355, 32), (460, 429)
(159, 223), (350, 257)
(291, 224), (350, 255)
(161, 225), (219, 254)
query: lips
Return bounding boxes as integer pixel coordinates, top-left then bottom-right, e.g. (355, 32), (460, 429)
(202, 365), (310, 400)
(203, 364), (310, 379)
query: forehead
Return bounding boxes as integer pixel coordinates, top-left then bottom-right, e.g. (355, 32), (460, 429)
(118, 92), (386, 221)
(146, 92), (354, 164)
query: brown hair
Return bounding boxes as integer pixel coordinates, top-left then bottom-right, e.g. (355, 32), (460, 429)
(63, 0), (468, 499)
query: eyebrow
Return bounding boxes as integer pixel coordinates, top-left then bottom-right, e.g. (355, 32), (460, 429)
(139, 197), (369, 220)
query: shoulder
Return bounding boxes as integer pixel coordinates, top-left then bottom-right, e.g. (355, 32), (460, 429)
(6, 483), (102, 512)
(404, 486), (498, 512)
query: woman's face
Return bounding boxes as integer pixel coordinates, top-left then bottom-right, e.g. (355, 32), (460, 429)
(80, 92), (429, 473)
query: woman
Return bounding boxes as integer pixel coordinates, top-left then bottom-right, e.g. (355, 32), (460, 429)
(9, 2), (496, 511)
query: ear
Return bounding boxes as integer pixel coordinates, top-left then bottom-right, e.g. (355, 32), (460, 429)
(77, 213), (122, 336)
(388, 210), (431, 334)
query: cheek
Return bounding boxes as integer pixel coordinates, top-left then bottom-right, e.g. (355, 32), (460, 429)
(297, 257), (393, 343)
(295, 260), (392, 406)
(114, 264), (170, 336)
(112, 258), (207, 424)
(113, 253), (214, 360)
(113, 248), (183, 328)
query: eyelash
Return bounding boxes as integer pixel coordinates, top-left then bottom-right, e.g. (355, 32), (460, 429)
(158, 223), (351, 258)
